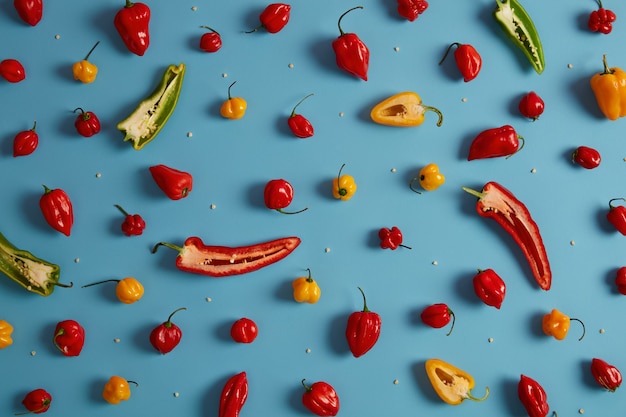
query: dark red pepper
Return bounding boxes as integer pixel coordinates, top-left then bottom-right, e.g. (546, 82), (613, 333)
(149, 307), (186, 354)
(230, 318), (258, 343)
(588, 0), (616, 34)
(0, 59), (26, 83)
(420, 303), (456, 335)
(19, 388), (52, 414)
(114, 204), (146, 236)
(607, 198), (626, 235)
(73, 107), (101, 137)
(332, 6), (370, 81)
(199, 26), (222, 52)
(396, 0), (428, 22)
(39, 185), (74, 236)
(467, 125), (525, 160)
(572, 145), (601, 169)
(301, 379), (340, 416)
(53, 319), (85, 357)
(13, 120), (38, 157)
(439, 42), (482, 82)
(219, 371), (248, 417)
(518, 375), (551, 417)
(591, 358), (622, 391)
(14, 0), (43, 26)
(518, 91), (545, 120)
(264, 178), (308, 214)
(615, 266), (626, 295)
(246, 3), (291, 34)
(472, 268), (506, 309)
(288, 94), (315, 138)
(114, 0), (151, 56)
(345, 287), (381, 357)
(378, 226), (411, 250)
(149, 164), (193, 200)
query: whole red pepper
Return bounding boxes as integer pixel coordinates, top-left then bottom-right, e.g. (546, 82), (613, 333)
(467, 125), (525, 160)
(53, 319), (85, 357)
(149, 164), (193, 200)
(230, 318), (258, 343)
(588, 0), (616, 34)
(114, 0), (151, 56)
(40, 185), (74, 236)
(518, 91), (545, 120)
(73, 107), (101, 137)
(301, 379), (340, 416)
(332, 6), (370, 81)
(439, 42), (482, 82)
(20, 388), (52, 414)
(572, 145), (601, 169)
(264, 178), (308, 214)
(114, 204), (146, 236)
(615, 266), (626, 295)
(472, 268), (506, 309)
(345, 287), (381, 357)
(378, 226), (411, 250)
(219, 371), (248, 417)
(0, 59), (26, 83)
(396, 0), (428, 22)
(246, 3), (291, 34)
(518, 375), (550, 417)
(199, 26), (222, 52)
(607, 198), (626, 235)
(13, 120), (38, 157)
(149, 307), (186, 354)
(591, 358), (622, 391)
(288, 94), (315, 138)
(14, 0), (43, 26)
(420, 303), (456, 335)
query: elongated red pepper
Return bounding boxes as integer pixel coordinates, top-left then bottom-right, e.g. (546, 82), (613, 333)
(219, 372), (248, 417)
(467, 125), (525, 160)
(247, 3), (291, 34)
(53, 319), (85, 356)
(518, 375), (551, 417)
(572, 146), (601, 169)
(40, 185), (74, 236)
(439, 42), (482, 82)
(332, 6), (370, 81)
(14, 0), (42, 26)
(473, 268), (506, 309)
(152, 236), (301, 277)
(591, 358), (622, 391)
(463, 182), (552, 291)
(114, 0), (150, 56)
(149, 164), (193, 200)
(345, 287), (381, 357)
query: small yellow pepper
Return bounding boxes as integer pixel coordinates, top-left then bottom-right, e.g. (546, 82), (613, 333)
(72, 41), (100, 84)
(425, 358), (489, 405)
(292, 268), (321, 304)
(370, 92), (443, 127)
(542, 308), (586, 341)
(102, 376), (136, 405)
(220, 81), (247, 119)
(590, 54), (626, 121)
(410, 163), (445, 193)
(0, 320), (14, 349)
(332, 164), (357, 201)
(82, 277), (144, 304)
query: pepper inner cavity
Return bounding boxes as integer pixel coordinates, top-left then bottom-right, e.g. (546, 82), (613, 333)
(381, 104), (407, 117)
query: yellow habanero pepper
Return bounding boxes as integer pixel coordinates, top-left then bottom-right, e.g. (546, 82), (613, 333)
(0, 320), (14, 349)
(590, 55), (626, 121)
(220, 81), (247, 120)
(370, 92), (443, 127)
(425, 359), (489, 406)
(102, 376), (137, 405)
(332, 164), (357, 201)
(542, 308), (586, 341)
(292, 268), (321, 304)
(72, 41), (100, 84)
(410, 163), (445, 193)
(82, 277), (144, 304)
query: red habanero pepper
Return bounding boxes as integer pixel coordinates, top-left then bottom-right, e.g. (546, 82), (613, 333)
(149, 164), (193, 200)
(199, 26), (222, 52)
(591, 358), (622, 391)
(53, 319), (85, 356)
(519, 91), (545, 120)
(472, 268), (506, 309)
(219, 371), (248, 417)
(288, 94), (315, 138)
(73, 107), (101, 137)
(13, 120), (38, 157)
(19, 388), (52, 414)
(378, 226), (411, 250)
(467, 125), (525, 160)
(264, 179), (308, 214)
(0, 59), (26, 83)
(149, 307), (186, 354)
(39, 185), (74, 236)
(420, 303), (456, 335)
(332, 6), (370, 81)
(615, 266), (626, 295)
(114, 204), (146, 236)
(518, 375), (554, 417)
(345, 287), (381, 357)
(301, 379), (340, 416)
(588, 0), (616, 34)
(463, 182), (552, 291)
(114, 0), (151, 56)
(246, 3), (291, 34)
(572, 146), (601, 169)
(230, 318), (258, 343)
(396, 0), (428, 22)
(14, 0), (43, 26)
(607, 198), (626, 235)
(439, 42), (482, 82)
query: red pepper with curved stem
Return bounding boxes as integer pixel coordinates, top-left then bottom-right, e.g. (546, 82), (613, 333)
(463, 182), (552, 291)
(572, 146), (601, 169)
(607, 198), (626, 234)
(152, 236), (301, 277)
(378, 226), (411, 250)
(0, 59), (26, 83)
(246, 3), (291, 34)
(199, 26), (222, 52)
(588, 0), (616, 34)
(345, 287), (381, 357)
(439, 42), (482, 82)
(591, 358), (622, 391)
(114, 204), (145, 236)
(301, 379), (340, 416)
(264, 178), (308, 214)
(40, 185), (74, 236)
(19, 388), (52, 414)
(332, 6), (369, 81)
(13, 120), (38, 157)
(14, 0), (43, 26)
(396, 0), (428, 22)
(73, 107), (101, 137)
(420, 303), (456, 335)
(519, 91), (545, 120)
(114, 0), (150, 56)
(288, 94), (314, 138)
(518, 375), (552, 417)
(230, 318), (258, 343)
(149, 164), (192, 200)
(467, 125), (525, 160)
(219, 371), (248, 417)
(53, 319), (85, 356)
(149, 307), (186, 354)
(473, 268), (506, 309)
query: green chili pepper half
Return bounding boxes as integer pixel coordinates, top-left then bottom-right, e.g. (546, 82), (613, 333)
(493, 0), (544, 74)
(117, 63), (186, 150)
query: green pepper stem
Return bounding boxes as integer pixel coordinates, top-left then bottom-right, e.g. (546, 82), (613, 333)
(83, 41), (100, 61)
(445, 308), (456, 336)
(438, 43), (461, 65)
(82, 279), (120, 288)
(608, 197), (626, 210)
(30, 120), (37, 131)
(301, 379), (313, 392)
(336, 163), (347, 196)
(505, 135), (525, 159)
(461, 186), (485, 200)
(466, 386), (489, 402)
(165, 307), (187, 326)
(409, 177), (422, 195)
(601, 54), (615, 76)
(53, 281), (73, 289)
(291, 94), (314, 117)
(357, 286), (370, 312)
(152, 241), (184, 254)
(423, 105), (443, 127)
(571, 317), (586, 341)
(305, 268), (313, 283)
(200, 25), (220, 35)
(227, 81), (237, 99)
(337, 6), (363, 36)
(277, 207), (308, 215)
(114, 204), (130, 216)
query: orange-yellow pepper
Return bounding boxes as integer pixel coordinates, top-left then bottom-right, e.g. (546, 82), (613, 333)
(82, 277), (144, 304)
(292, 268), (321, 304)
(72, 41), (100, 84)
(410, 163), (445, 193)
(425, 359), (489, 405)
(370, 92), (443, 127)
(0, 319), (13, 349)
(542, 308), (586, 341)
(102, 376), (136, 404)
(590, 54), (626, 121)
(332, 164), (357, 201)
(220, 81), (247, 119)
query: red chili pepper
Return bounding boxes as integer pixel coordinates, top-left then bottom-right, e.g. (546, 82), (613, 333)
(519, 91), (545, 120)
(467, 125), (525, 160)
(463, 182), (552, 291)
(607, 198), (626, 235)
(591, 358), (622, 391)
(114, 204), (146, 236)
(332, 6), (370, 81)
(13, 120), (38, 157)
(345, 287), (381, 357)
(615, 266), (626, 295)
(73, 107), (101, 137)
(219, 371), (248, 417)
(0, 59), (26, 83)
(264, 178), (308, 214)
(152, 236), (301, 277)
(149, 307), (186, 354)
(518, 375), (551, 417)
(39, 185), (74, 236)
(301, 379), (340, 416)
(114, 0), (151, 56)
(572, 145), (601, 169)
(20, 388), (52, 414)
(199, 26), (222, 52)
(149, 164), (193, 200)
(53, 319), (85, 357)
(588, 0), (616, 34)
(288, 94), (315, 138)
(378, 226), (411, 250)
(439, 42), (482, 82)
(14, 0), (43, 26)
(246, 3), (291, 34)
(396, 0), (428, 22)
(420, 303), (456, 335)
(230, 318), (258, 344)
(472, 268), (506, 309)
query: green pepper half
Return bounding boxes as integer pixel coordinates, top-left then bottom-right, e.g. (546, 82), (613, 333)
(117, 63), (186, 150)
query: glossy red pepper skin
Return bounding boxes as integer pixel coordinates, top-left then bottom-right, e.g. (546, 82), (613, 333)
(301, 379), (340, 416)
(615, 267), (626, 295)
(473, 268), (506, 309)
(114, 0), (151, 56)
(467, 125), (525, 160)
(607, 198), (626, 235)
(572, 146), (601, 169)
(420, 303), (455, 335)
(0, 59), (26, 83)
(378, 226), (409, 250)
(21, 388), (52, 414)
(199, 26), (222, 52)
(588, 0), (616, 34)
(40, 185), (74, 236)
(53, 319), (85, 357)
(439, 43), (482, 82)
(115, 204), (145, 236)
(518, 375), (550, 417)
(230, 318), (258, 343)
(332, 7), (369, 81)
(13, 121), (38, 157)
(14, 0), (42, 26)
(149, 164), (193, 200)
(396, 0), (428, 22)
(73, 107), (101, 137)
(519, 91), (545, 120)
(345, 287), (381, 357)
(264, 178), (307, 214)
(255, 3), (291, 33)
(591, 358), (622, 391)
(149, 307), (186, 354)
(288, 94), (314, 138)
(219, 372), (248, 417)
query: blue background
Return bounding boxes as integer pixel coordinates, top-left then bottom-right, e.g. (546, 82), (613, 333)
(2, 0), (626, 415)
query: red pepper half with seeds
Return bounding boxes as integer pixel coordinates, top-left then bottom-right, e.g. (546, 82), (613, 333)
(152, 236), (300, 277)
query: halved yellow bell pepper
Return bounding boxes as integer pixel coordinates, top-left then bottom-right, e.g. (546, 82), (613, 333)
(0, 320), (13, 349)
(590, 55), (626, 121)
(425, 358), (489, 405)
(370, 92), (443, 127)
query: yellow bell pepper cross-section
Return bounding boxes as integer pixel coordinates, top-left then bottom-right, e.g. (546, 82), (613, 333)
(370, 92), (443, 127)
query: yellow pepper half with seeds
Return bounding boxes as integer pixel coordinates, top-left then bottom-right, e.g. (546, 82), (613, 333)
(370, 92), (443, 127)
(292, 269), (321, 304)
(590, 54), (626, 121)
(0, 320), (13, 349)
(332, 164), (357, 201)
(425, 359), (489, 405)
